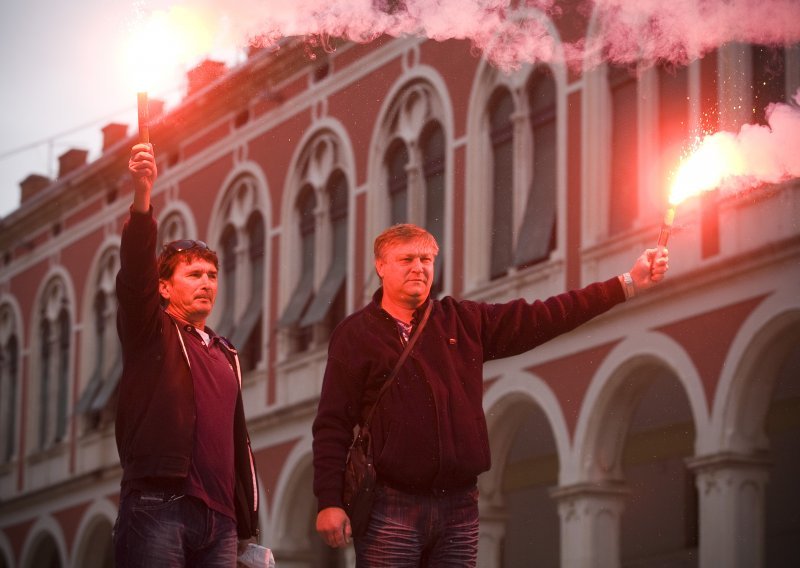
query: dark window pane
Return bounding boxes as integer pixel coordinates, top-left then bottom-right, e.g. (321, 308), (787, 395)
(301, 172), (349, 329)
(422, 123), (446, 296)
(516, 69), (557, 268)
(609, 65), (639, 235)
(490, 89), (514, 279)
(387, 141), (409, 225)
(700, 50), (719, 133)
(56, 308), (70, 442)
(233, 213), (265, 371)
(280, 187), (317, 353)
(659, 63), (690, 209)
(3, 335), (18, 461)
(215, 225), (238, 338)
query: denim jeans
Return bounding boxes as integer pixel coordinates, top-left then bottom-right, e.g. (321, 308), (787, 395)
(113, 491), (238, 568)
(355, 483), (479, 568)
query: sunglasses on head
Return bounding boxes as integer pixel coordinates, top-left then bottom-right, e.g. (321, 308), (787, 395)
(162, 239), (209, 255)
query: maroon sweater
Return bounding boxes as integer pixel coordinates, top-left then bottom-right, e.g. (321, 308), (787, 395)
(312, 280), (626, 511)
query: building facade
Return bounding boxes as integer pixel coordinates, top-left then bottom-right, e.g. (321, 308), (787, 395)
(0, 12), (798, 568)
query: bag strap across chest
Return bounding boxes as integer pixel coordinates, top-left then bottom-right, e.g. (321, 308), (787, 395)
(362, 301), (433, 428)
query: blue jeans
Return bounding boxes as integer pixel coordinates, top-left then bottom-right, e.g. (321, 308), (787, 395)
(113, 491), (238, 568)
(355, 483), (480, 568)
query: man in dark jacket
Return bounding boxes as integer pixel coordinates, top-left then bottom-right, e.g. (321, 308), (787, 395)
(114, 143), (259, 567)
(313, 224), (669, 566)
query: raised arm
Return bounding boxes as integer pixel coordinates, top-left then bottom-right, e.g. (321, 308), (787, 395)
(117, 144), (161, 348)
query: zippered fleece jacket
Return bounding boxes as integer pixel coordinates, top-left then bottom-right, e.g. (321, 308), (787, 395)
(312, 279), (626, 511)
(115, 207), (259, 539)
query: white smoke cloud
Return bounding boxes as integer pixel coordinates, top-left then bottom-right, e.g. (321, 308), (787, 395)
(585, 0), (800, 67)
(199, 0), (800, 191)
(184, 0), (800, 70)
(144, 0), (798, 192)
(719, 92), (800, 190)
(671, 90), (800, 201)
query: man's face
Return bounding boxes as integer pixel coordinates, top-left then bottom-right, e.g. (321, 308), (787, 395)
(159, 258), (218, 326)
(375, 240), (436, 308)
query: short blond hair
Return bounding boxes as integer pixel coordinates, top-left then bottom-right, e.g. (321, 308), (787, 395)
(373, 224), (439, 261)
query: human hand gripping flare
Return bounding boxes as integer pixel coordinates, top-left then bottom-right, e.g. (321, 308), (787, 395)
(619, 248), (669, 299)
(128, 143), (158, 213)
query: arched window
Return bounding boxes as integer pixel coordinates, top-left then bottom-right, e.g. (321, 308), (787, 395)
(211, 174), (268, 371)
(481, 65), (560, 281)
(158, 211), (189, 250)
(280, 132), (351, 354)
(378, 82), (449, 295)
(0, 305), (19, 462)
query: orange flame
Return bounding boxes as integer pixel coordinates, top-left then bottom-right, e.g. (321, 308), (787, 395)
(668, 133), (746, 206)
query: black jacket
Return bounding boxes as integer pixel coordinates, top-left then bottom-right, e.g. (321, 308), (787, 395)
(312, 280), (625, 510)
(115, 208), (259, 539)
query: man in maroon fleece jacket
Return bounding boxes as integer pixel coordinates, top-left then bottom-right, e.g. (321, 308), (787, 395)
(114, 144), (259, 567)
(313, 224), (668, 567)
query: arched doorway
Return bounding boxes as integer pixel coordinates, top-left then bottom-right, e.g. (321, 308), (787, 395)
(619, 366), (698, 566)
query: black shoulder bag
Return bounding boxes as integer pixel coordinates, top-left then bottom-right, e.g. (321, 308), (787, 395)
(342, 301), (433, 538)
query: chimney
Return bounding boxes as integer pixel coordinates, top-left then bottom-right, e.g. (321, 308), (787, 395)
(187, 59), (227, 97)
(58, 148), (89, 179)
(101, 123), (128, 152)
(19, 174), (52, 204)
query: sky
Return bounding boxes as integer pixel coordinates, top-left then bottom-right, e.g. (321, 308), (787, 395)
(1, 0), (129, 216)
(2, 0), (799, 218)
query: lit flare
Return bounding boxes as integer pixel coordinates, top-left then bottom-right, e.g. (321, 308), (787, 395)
(655, 132), (747, 253)
(137, 92), (149, 144)
(125, 6), (215, 94)
(669, 133), (745, 206)
(125, 6), (217, 143)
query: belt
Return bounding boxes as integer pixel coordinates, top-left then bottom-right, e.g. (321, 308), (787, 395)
(380, 479), (476, 497)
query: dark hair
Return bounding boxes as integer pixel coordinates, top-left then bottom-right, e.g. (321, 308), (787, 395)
(373, 224), (439, 260)
(157, 240), (219, 280)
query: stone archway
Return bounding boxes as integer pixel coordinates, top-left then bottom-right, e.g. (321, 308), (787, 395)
(566, 345), (701, 568)
(270, 452), (352, 568)
(73, 515), (114, 568)
(482, 372), (570, 568)
(23, 533), (63, 568)
(699, 307), (800, 567)
(618, 366), (697, 566)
